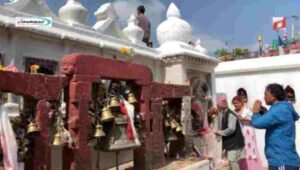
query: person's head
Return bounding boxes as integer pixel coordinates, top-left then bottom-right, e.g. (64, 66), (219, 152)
(265, 83), (285, 105)
(137, 5), (145, 15)
(237, 88), (248, 103)
(217, 94), (228, 112)
(285, 85), (296, 103)
(232, 96), (244, 112)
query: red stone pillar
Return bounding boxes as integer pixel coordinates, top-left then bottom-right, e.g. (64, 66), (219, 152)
(65, 81), (92, 170)
(134, 82), (152, 169)
(33, 100), (51, 170)
(150, 97), (165, 168)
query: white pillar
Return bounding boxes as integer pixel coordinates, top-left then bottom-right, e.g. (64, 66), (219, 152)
(164, 63), (186, 85)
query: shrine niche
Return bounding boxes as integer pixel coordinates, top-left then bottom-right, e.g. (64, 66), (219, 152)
(190, 77), (213, 156)
(149, 82), (191, 169)
(24, 57), (58, 75)
(60, 53), (153, 170)
(0, 71), (68, 170)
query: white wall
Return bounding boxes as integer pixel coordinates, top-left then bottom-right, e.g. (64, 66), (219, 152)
(0, 27), (164, 81)
(215, 54), (300, 167)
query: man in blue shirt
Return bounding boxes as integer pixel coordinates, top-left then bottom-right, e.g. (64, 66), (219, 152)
(252, 83), (300, 170)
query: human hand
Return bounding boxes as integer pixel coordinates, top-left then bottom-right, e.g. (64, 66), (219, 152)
(252, 100), (261, 113)
(208, 107), (218, 117)
(236, 114), (243, 120)
(214, 131), (221, 136)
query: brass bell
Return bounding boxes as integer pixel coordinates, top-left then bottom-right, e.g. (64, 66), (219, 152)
(176, 125), (182, 132)
(26, 121), (39, 135)
(170, 120), (178, 129)
(109, 96), (120, 108)
(127, 93), (137, 104)
(164, 120), (170, 127)
(52, 132), (63, 146)
(98, 114), (141, 151)
(101, 107), (114, 122)
(94, 124), (106, 138)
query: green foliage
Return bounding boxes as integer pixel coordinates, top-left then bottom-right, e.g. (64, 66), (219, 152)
(214, 48), (228, 57)
(232, 48), (249, 58)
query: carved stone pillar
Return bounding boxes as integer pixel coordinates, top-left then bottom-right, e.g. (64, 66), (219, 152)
(134, 83), (152, 170)
(150, 97), (165, 168)
(64, 81), (92, 170)
(181, 96), (193, 157)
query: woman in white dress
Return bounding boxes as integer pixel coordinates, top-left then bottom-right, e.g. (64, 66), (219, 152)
(232, 96), (263, 170)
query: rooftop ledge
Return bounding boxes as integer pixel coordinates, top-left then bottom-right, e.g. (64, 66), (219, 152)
(0, 6), (160, 60)
(215, 53), (300, 75)
(0, 5), (217, 64)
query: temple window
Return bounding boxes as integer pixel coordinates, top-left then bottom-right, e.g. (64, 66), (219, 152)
(24, 57), (58, 75)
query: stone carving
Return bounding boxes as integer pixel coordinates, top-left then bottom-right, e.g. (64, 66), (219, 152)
(181, 96), (194, 156)
(123, 14), (145, 44)
(156, 3), (192, 45)
(190, 78), (212, 130)
(93, 3), (126, 39)
(58, 0), (88, 26)
(181, 96), (192, 135)
(4, 0), (58, 19)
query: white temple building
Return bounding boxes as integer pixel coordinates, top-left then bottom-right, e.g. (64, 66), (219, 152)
(2, 1), (299, 169)
(0, 1), (218, 169)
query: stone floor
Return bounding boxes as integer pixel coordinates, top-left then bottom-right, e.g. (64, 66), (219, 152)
(159, 157), (208, 170)
(105, 157), (210, 170)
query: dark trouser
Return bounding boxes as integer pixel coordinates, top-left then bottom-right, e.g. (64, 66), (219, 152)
(269, 165), (300, 170)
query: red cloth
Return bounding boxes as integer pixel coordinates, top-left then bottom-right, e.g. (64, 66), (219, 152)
(192, 103), (202, 112)
(119, 102), (134, 141)
(199, 127), (209, 136)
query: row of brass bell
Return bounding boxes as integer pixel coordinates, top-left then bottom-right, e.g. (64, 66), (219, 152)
(103, 93), (138, 122)
(109, 93), (138, 108)
(52, 126), (104, 146)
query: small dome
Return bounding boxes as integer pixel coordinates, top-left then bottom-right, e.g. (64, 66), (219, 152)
(58, 0), (88, 26)
(195, 38), (208, 55)
(156, 3), (192, 45)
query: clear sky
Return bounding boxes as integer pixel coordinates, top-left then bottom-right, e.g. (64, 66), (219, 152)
(1, 0), (300, 54)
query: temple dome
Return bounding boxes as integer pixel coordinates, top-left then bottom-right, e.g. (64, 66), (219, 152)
(156, 3), (192, 45)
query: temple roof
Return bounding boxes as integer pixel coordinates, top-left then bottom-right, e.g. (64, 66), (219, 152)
(0, 1), (218, 64)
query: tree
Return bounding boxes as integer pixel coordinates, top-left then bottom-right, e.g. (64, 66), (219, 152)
(232, 48), (249, 59)
(214, 48), (228, 57)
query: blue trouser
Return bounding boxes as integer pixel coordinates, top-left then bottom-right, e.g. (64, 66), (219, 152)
(269, 165), (300, 170)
